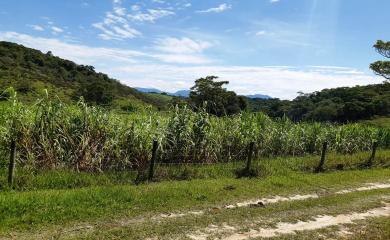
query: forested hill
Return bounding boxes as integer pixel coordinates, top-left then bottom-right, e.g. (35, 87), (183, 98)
(0, 41), (164, 110)
(249, 82), (390, 122)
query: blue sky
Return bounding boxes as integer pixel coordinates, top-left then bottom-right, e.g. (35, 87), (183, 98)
(0, 0), (389, 99)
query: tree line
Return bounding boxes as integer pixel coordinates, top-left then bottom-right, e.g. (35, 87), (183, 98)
(179, 40), (390, 122)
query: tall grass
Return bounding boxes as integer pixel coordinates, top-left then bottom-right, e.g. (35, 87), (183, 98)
(0, 93), (389, 172)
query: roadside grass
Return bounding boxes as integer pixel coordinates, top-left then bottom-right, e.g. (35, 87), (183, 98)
(0, 168), (389, 235)
(1, 149), (389, 191)
(66, 188), (390, 239)
(272, 211), (390, 240)
(342, 217), (390, 240)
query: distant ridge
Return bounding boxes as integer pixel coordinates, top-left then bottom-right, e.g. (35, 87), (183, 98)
(134, 87), (164, 94)
(136, 88), (271, 99)
(245, 94), (272, 99)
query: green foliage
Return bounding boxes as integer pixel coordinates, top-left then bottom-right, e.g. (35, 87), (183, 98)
(249, 82), (390, 122)
(189, 76), (247, 116)
(0, 168), (389, 233)
(370, 40), (390, 80)
(0, 41), (164, 109)
(361, 117), (390, 128)
(0, 95), (389, 173)
(370, 61), (390, 80)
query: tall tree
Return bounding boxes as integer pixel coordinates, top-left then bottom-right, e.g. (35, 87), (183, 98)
(189, 76), (246, 116)
(370, 40), (390, 80)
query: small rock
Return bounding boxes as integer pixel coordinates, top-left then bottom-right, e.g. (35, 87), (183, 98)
(249, 201), (265, 208)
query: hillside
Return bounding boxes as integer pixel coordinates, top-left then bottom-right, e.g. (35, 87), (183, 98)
(0, 41), (165, 110)
(249, 82), (390, 122)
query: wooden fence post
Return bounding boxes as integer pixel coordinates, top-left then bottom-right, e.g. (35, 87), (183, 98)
(366, 140), (378, 168)
(8, 139), (16, 186)
(315, 141), (328, 173)
(148, 140), (158, 181)
(245, 141), (255, 172)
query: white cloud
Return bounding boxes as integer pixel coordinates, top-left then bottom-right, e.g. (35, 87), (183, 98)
(152, 37), (214, 64)
(93, 0), (175, 40)
(270, 0), (280, 3)
(93, 0), (141, 40)
(51, 26), (64, 33)
(93, 12), (141, 40)
(255, 30), (267, 36)
(127, 9), (175, 22)
(0, 31), (144, 64)
(152, 54), (212, 64)
(114, 6), (126, 16)
(28, 25), (45, 31)
(154, 37), (212, 54)
(250, 19), (316, 48)
(0, 31), (381, 99)
(197, 3), (232, 13)
(112, 65), (381, 99)
(131, 5), (140, 11)
(0, 31), (211, 65)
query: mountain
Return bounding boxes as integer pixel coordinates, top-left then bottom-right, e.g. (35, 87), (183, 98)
(0, 41), (166, 110)
(136, 88), (190, 97)
(172, 90), (190, 97)
(245, 94), (272, 99)
(136, 87), (271, 99)
(135, 87), (164, 94)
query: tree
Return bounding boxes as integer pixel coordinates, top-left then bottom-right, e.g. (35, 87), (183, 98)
(189, 76), (246, 116)
(77, 80), (114, 105)
(370, 40), (390, 80)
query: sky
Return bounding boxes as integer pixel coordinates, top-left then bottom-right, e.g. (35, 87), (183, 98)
(0, 0), (389, 99)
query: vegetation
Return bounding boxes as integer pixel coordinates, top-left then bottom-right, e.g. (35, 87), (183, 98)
(0, 167), (389, 236)
(0, 41), (166, 110)
(360, 117), (390, 128)
(189, 76), (247, 116)
(370, 40), (390, 80)
(0, 148), (388, 191)
(2, 40), (389, 123)
(249, 82), (390, 122)
(247, 40), (390, 122)
(1, 30), (390, 240)
(0, 93), (389, 173)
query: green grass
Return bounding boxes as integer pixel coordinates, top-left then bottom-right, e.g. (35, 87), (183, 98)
(74, 188), (389, 240)
(0, 168), (389, 235)
(144, 92), (173, 105)
(340, 217), (390, 240)
(361, 117), (390, 128)
(1, 149), (389, 191)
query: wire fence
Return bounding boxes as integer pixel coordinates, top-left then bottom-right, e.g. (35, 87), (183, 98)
(1, 136), (386, 187)
(133, 139), (382, 183)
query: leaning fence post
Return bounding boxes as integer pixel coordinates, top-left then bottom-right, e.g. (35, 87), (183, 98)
(148, 139), (158, 181)
(245, 141), (255, 172)
(8, 139), (16, 186)
(315, 141), (328, 173)
(366, 140), (378, 168)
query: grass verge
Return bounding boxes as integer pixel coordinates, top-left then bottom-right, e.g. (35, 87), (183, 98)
(1, 149), (389, 191)
(0, 168), (389, 235)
